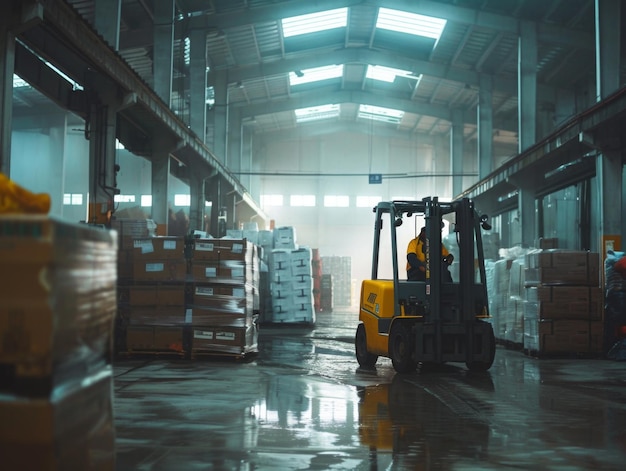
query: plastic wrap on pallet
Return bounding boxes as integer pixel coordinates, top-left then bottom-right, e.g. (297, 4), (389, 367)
(131, 236), (185, 260)
(190, 259), (256, 283)
(125, 284), (186, 307)
(321, 255), (351, 307)
(524, 249), (600, 286)
(523, 299), (539, 352)
(505, 296), (525, 346)
(193, 238), (254, 262)
(604, 250), (626, 354)
(191, 323), (258, 356)
(126, 307), (187, 326)
(186, 308), (252, 328)
(111, 217), (156, 248)
(525, 286), (603, 320)
(0, 215), (117, 395)
(0, 368), (115, 470)
(132, 259), (187, 282)
(489, 258), (512, 342)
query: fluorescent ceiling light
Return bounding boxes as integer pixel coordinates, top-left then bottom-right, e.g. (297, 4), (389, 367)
(289, 64), (344, 86)
(295, 104), (340, 123)
(282, 7), (348, 38)
(366, 65), (422, 83)
(376, 8), (446, 40)
(358, 104), (404, 124)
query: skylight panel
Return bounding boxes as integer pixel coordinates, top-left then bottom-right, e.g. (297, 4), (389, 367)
(295, 104), (340, 123)
(376, 8), (446, 40)
(282, 7), (348, 38)
(13, 75), (29, 88)
(358, 104), (404, 124)
(289, 65), (344, 86)
(366, 65), (422, 83)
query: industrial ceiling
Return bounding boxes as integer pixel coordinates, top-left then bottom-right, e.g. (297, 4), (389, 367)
(42, 0), (610, 158)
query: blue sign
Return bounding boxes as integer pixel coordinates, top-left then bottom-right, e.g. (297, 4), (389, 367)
(369, 174), (382, 184)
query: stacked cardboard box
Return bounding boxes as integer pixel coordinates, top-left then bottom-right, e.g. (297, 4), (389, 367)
(523, 250), (602, 355)
(268, 247), (315, 324)
(321, 256), (352, 307)
(320, 274), (333, 312)
(489, 258), (511, 341)
(273, 226), (297, 250)
(0, 215), (116, 469)
(189, 238), (259, 356)
(117, 236), (260, 357)
(312, 248), (322, 312)
(118, 236), (188, 355)
(504, 258), (526, 346)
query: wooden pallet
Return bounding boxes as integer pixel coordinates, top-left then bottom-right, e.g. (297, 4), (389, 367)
(115, 349), (188, 360)
(190, 349), (257, 362)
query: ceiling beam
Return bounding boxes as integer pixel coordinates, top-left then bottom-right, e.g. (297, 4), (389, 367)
(253, 119), (440, 143)
(235, 85), (453, 121)
(216, 47), (558, 101)
(232, 85), (519, 133)
(180, 0), (593, 50)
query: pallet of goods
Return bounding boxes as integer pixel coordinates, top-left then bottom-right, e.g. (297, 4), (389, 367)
(0, 214), (117, 470)
(523, 249), (602, 356)
(267, 246), (316, 325)
(189, 238), (259, 358)
(116, 236), (188, 356)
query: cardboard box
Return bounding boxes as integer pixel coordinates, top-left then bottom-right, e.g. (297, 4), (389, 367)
(537, 319), (603, 353)
(191, 324), (258, 354)
(125, 326), (185, 352)
(525, 286), (603, 320)
(0, 217), (117, 393)
(128, 284), (186, 307)
(258, 230), (274, 247)
(132, 236), (185, 260)
(127, 307), (187, 326)
(111, 218), (156, 248)
(153, 326), (185, 352)
(125, 326), (154, 350)
(193, 283), (248, 299)
(190, 260), (253, 282)
(186, 308), (249, 327)
(132, 259), (187, 282)
(273, 226), (297, 249)
(524, 250), (599, 286)
(539, 237), (558, 249)
(193, 238), (253, 261)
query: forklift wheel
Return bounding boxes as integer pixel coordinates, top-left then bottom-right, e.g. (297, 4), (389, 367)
(466, 322), (496, 372)
(355, 323), (378, 369)
(389, 322), (417, 374)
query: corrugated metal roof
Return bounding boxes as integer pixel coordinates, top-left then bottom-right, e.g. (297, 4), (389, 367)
(15, 0), (613, 154)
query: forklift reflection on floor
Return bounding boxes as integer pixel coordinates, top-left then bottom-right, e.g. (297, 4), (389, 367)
(357, 375), (490, 469)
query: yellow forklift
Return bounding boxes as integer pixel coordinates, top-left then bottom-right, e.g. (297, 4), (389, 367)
(355, 197), (495, 373)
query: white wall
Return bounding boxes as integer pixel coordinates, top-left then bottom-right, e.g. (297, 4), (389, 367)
(253, 126), (474, 287)
(11, 127), (90, 222)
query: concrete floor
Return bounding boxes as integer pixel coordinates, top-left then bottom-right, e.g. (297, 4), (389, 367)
(114, 309), (626, 470)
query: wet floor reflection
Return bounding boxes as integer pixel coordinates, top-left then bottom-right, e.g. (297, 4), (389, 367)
(113, 310), (626, 470)
(358, 375), (491, 470)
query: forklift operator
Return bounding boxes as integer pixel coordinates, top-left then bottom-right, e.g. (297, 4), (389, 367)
(406, 226), (454, 282)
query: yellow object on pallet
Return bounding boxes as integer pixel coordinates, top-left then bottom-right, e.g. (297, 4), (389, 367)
(0, 173), (51, 214)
